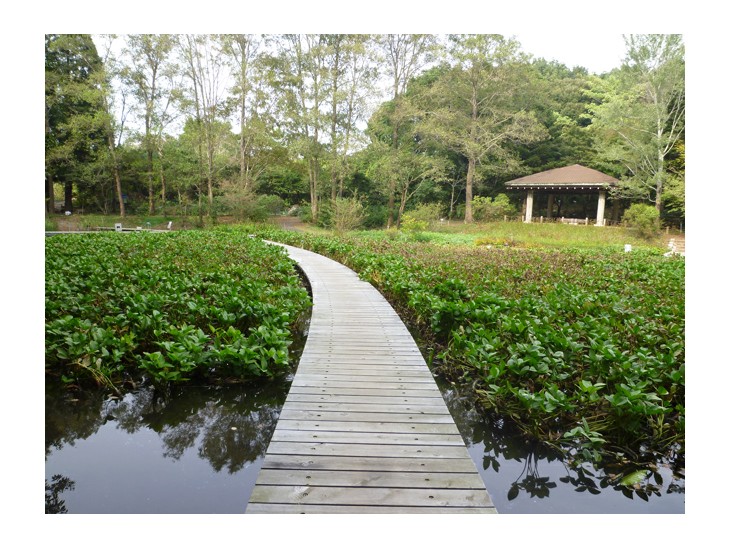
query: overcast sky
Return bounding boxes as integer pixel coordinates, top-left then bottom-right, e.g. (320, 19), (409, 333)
(514, 34), (627, 74)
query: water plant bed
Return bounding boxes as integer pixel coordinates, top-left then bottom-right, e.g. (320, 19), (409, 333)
(247, 225), (685, 470)
(45, 228), (311, 391)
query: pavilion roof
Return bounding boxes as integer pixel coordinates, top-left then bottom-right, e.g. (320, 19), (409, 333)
(504, 164), (618, 190)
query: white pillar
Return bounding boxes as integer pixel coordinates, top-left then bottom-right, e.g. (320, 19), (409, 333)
(596, 190), (606, 227)
(524, 190), (534, 223)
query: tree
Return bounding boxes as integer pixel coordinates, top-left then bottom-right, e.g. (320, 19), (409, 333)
(95, 34), (131, 217)
(376, 34), (437, 227)
(417, 34), (547, 223)
(45, 34), (106, 214)
(179, 34), (227, 217)
(517, 60), (598, 172)
(268, 34), (330, 222)
(123, 34), (178, 214)
(219, 34), (268, 192)
(590, 34), (685, 213)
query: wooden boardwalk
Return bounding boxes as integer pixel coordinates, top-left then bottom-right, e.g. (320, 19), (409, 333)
(245, 243), (496, 514)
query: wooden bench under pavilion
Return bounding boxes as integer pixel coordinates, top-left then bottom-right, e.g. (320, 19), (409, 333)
(504, 164), (618, 226)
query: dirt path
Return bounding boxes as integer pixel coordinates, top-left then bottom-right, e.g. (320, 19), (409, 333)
(271, 215), (306, 232)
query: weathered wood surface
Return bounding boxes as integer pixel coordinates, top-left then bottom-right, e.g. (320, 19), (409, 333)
(246, 243), (496, 514)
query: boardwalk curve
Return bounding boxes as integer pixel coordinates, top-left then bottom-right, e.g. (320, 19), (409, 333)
(245, 242), (496, 514)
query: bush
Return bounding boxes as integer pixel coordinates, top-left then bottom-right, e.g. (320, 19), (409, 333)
(472, 194), (517, 222)
(622, 203), (661, 239)
(330, 195), (366, 233)
(363, 204), (389, 229)
(257, 194), (287, 215)
(400, 214), (428, 234)
(217, 182), (270, 222)
(406, 203), (444, 227)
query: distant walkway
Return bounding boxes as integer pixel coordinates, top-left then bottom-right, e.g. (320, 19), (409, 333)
(245, 243), (496, 513)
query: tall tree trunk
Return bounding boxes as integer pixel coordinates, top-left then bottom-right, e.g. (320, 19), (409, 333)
(207, 140), (214, 217)
(330, 38), (341, 203)
(158, 146), (166, 214)
(655, 125), (664, 213)
(309, 157), (319, 221)
(464, 83), (478, 223)
(387, 184), (396, 229)
(397, 181), (410, 227)
(45, 105), (55, 214)
(106, 130), (125, 217)
(465, 157), (475, 223)
(46, 175), (55, 214)
(64, 182), (73, 213)
(147, 147), (155, 215)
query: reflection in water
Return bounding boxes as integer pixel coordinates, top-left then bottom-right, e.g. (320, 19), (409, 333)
(45, 474), (75, 514)
(44, 378), (290, 513)
(437, 380), (685, 513)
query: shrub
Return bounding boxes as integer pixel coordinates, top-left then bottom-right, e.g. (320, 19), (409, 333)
(472, 194), (517, 222)
(400, 214), (428, 234)
(257, 194), (287, 215)
(622, 203), (661, 239)
(363, 204), (389, 229)
(406, 202), (444, 227)
(330, 195), (366, 233)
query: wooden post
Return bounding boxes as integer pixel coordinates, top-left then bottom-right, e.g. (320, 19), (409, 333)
(524, 190), (534, 223)
(547, 194), (554, 219)
(596, 190), (607, 227)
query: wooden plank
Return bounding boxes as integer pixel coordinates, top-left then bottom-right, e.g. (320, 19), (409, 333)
(248, 485), (494, 508)
(293, 374), (435, 384)
(271, 429), (464, 446)
(254, 469), (487, 489)
(285, 394), (449, 407)
(290, 380), (438, 391)
(285, 386), (444, 398)
(264, 441), (472, 459)
(281, 401), (451, 414)
(278, 410), (456, 423)
(258, 454), (480, 473)
(271, 419), (461, 435)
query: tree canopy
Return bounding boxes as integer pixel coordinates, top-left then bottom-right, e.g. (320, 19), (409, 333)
(45, 34), (685, 226)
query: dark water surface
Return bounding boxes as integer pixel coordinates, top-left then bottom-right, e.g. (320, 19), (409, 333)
(46, 323), (685, 518)
(435, 377), (685, 513)
(46, 372), (684, 514)
(45, 379), (290, 514)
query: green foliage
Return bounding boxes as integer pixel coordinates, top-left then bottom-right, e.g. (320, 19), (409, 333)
(45, 230), (311, 390)
(407, 202), (444, 225)
(471, 194), (517, 222)
(622, 203), (661, 239)
(329, 195), (366, 233)
(246, 225), (684, 462)
(400, 215), (428, 234)
(217, 182), (284, 222)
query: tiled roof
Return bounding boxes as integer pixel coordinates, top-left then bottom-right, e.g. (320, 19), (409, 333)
(505, 164), (618, 188)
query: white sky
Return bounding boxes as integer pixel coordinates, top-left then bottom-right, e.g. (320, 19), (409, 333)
(514, 33), (627, 74)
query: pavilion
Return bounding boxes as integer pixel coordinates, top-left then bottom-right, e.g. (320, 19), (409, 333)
(504, 164), (619, 226)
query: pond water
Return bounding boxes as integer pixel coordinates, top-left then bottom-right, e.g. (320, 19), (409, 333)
(45, 378), (290, 514)
(436, 378), (685, 513)
(45, 371), (684, 514)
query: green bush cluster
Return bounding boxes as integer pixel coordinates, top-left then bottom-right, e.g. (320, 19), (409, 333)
(45, 229), (310, 390)
(471, 194), (517, 222)
(622, 203), (661, 239)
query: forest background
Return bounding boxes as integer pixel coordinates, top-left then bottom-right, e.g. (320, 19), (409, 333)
(44, 32), (686, 230)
